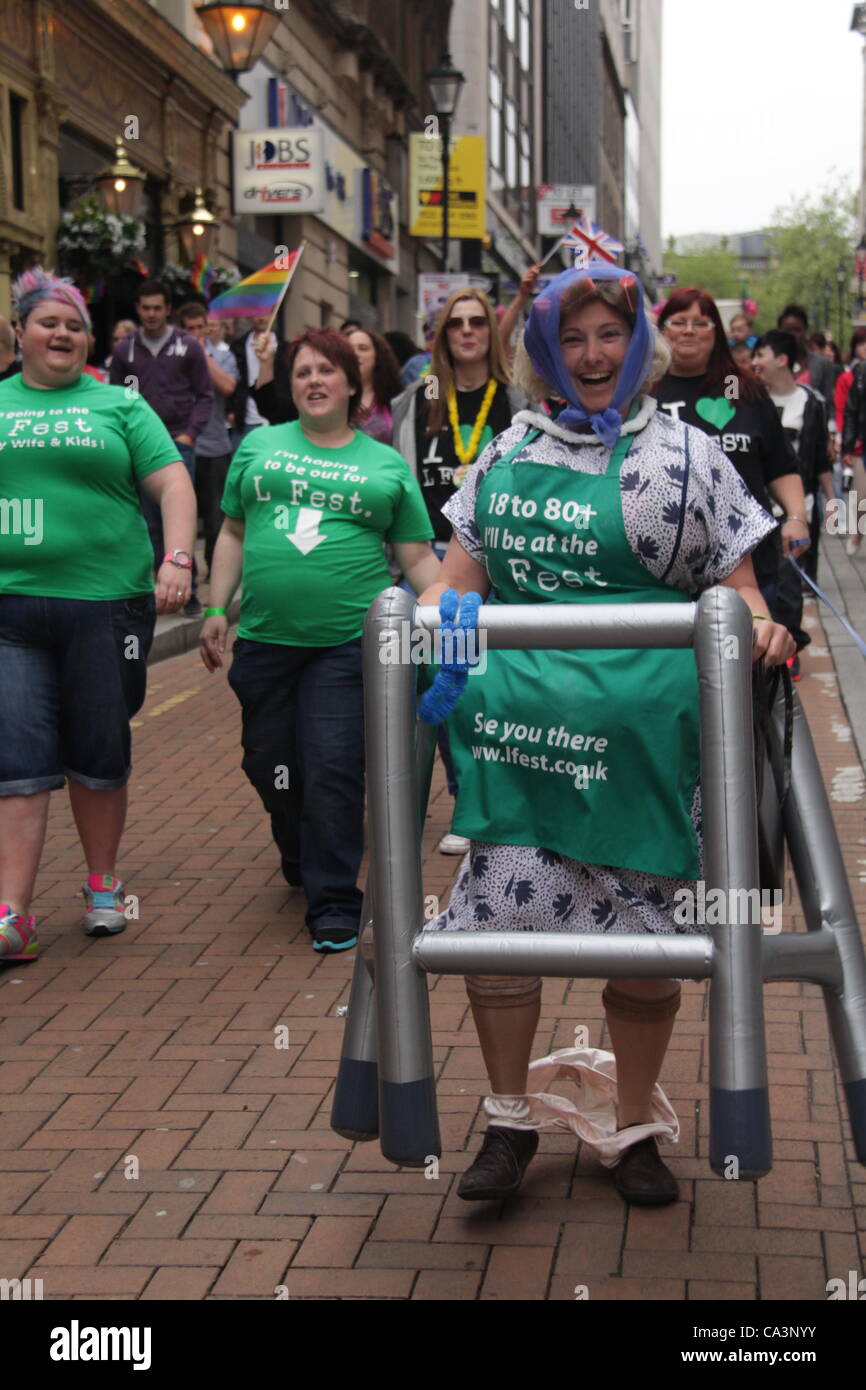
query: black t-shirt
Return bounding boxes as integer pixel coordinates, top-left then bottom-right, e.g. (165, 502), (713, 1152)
(414, 381), (514, 541)
(655, 373), (795, 589)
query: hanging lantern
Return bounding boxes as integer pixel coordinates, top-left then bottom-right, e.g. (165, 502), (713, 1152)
(195, 2), (280, 74)
(174, 188), (219, 264)
(96, 138), (147, 218)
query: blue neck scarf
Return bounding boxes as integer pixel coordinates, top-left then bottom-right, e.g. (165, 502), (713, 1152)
(523, 262), (654, 447)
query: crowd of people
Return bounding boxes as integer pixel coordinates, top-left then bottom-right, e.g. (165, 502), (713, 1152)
(0, 260), (853, 1208)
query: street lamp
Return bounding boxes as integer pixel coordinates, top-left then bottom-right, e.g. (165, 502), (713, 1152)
(174, 188), (219, 264)
(837, 259), (849, 346)
(425, 52), (466, 273)
(822, 279), (831, 331)
(95, 138), (147, 218)
(856, 232), (866, 312)
(195, 1), (280, 75)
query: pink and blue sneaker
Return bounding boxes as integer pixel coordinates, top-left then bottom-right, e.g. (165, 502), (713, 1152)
(81, 874), (127, 938)
(0, 907), (39, 962)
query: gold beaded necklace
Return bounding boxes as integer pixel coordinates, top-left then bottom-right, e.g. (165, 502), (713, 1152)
(447, 378), (498, 475)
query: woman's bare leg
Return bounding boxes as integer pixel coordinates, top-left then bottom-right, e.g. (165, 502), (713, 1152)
(465, 975), (542, 1094)
(67, 783), (127, 876)
(0, 792), (50, 915)
(603, 976), (681, 1126)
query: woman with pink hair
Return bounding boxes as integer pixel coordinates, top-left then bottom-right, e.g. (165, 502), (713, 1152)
(0, 268), (196, 961)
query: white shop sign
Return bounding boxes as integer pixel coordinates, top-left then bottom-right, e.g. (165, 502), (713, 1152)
(536, 184), (597, 237)
(233, 129), (325, 214)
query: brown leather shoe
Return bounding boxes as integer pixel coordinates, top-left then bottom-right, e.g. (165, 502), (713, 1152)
(613, 1135), (679, 1206)
(458, 1126), (539, 1201)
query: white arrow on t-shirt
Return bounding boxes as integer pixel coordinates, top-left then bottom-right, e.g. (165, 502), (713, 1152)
(287, 507), (326, 554)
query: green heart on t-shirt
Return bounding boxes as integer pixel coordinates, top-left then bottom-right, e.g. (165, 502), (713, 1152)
(696, 396), (736, 431)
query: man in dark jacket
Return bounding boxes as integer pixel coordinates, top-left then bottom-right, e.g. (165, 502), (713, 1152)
(777, 304), (837, 417)
(109, 279), (212, 614)
(753, 331), (836, 666)
(228, 316), (293, 437)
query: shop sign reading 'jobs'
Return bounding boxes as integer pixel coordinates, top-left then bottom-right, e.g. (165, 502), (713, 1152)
(233, 129), (326, 214)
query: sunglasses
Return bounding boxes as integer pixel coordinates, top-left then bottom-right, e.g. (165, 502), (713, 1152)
(446, 315), (488, 332)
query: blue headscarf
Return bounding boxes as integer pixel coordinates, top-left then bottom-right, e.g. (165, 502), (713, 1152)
(523, 262), (654, 447)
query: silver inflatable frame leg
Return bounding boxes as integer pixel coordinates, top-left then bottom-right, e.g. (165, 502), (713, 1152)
(767, 691), (866, 1162)
(364, 588), (440, 1166)
(696, 588), (772, 1178)
(330, 674), (439, 1147)
(330, 886), (379, 1141)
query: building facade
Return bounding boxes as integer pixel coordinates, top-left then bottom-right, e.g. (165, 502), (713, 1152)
(447, 0), (542, 292)
(0, 0), (452, 341)
(541, 0), (663, 295)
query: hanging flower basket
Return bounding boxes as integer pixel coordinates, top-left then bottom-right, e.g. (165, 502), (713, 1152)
(56, 196), (147, 301)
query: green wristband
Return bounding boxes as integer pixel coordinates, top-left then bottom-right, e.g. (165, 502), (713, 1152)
(203, 607), (226, 618)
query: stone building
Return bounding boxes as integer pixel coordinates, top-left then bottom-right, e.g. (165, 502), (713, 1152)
(0, 0), (452, 340)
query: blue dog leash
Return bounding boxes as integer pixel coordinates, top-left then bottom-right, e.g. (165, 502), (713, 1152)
(789, 556), (866, 659)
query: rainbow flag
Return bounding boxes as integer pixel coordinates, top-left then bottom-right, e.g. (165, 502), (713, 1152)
(207, 247), (304, 321)
(190, 251), (215, 296)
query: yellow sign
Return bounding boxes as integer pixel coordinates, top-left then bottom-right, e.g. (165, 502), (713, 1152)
(409, 134), (486, 240)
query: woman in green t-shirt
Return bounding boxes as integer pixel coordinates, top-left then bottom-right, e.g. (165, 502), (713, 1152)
(200, 328), (439, 954)
(0, 268), (197, 963)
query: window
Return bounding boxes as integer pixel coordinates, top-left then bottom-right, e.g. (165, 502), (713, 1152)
(505, 97), (516, 134)
(489, 67), (502, 108)
(10, 94), (26, 211)
(519, 10), (530, 70)
(506, 129), (517, 188)
(519, 125), (530, 190)
(504, 0), (516, 42)
(489, 101), (501, 170)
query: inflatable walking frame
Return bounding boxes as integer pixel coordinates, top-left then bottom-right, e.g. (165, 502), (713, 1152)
(331, 585), (866, 1179)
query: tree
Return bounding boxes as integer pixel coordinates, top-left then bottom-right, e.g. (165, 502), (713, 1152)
(752, 180), (857, 338)
(662, 236), (743, 301)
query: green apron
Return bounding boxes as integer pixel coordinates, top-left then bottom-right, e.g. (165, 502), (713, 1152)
(449, 427), (701, 881)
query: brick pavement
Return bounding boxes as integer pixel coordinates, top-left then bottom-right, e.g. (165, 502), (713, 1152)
(0, 570), (865, 1301)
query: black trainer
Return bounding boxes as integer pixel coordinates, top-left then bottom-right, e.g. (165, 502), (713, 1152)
(458, 1125), (539, 1201)
(613, 1135), (679, 1206)
(311, 923), (358, 954)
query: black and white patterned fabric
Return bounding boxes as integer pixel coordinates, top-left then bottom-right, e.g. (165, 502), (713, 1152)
(425, 397), (776, 940)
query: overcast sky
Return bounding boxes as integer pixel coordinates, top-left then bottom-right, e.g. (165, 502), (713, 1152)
(661, 0), (863, 239)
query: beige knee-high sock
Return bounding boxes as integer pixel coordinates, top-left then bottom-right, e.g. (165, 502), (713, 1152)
(602, 983), (681, 1128)
(465, 975), (542, 1097)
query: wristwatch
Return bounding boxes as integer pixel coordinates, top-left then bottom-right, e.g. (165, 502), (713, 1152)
(164, 549), (193, 569)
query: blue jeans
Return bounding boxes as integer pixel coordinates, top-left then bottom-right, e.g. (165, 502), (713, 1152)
(140, 442), (198, 599)
(227, 635), (365, 932)
(0, 593), (155, 795)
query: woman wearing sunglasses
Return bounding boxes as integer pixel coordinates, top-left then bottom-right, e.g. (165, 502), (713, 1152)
(392, 289), (526, 853)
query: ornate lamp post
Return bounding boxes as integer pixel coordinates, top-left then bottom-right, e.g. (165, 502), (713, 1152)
(425, 52), (466, 273)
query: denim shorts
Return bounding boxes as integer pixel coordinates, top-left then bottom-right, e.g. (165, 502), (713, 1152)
(0, 593), (155, 796)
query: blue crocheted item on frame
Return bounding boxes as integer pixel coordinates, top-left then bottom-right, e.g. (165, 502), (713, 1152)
(418, 589), (483, 724)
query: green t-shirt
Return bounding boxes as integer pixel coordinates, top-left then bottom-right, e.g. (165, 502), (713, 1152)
(0, 372), (180, 599)
(221, 420), (434, 646)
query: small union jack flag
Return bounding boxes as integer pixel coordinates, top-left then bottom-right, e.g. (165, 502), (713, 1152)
(562, 214), (624, 267)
